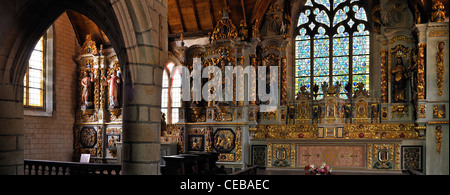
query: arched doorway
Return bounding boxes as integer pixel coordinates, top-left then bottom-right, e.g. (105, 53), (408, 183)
(0, 0), (168, 175)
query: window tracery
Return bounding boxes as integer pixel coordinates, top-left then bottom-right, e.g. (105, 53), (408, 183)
(295, 0), (370, 99)
(162, 62), (182, 124)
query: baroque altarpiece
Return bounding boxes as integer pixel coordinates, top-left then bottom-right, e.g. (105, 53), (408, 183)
(74, 35), (123, 163)
(161, 0), (449, 174)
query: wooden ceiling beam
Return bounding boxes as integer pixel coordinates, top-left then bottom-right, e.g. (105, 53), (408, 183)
(207, 0), (216, 28)
(168, 20), (173, 34)
(190, 0), (201, 31)
(175, 0), (185, 32)
(168, 29), (213, 39)
(240, 0), (247, 24)
(251, 0), (276, 28)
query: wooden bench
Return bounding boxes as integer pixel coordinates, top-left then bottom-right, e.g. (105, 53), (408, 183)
(162, 152), (220, 175)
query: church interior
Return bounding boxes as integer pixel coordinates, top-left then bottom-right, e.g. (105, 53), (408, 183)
(0, 0), (448, 175)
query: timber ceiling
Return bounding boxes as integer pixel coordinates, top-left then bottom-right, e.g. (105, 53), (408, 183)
(64, 0), (277, 45)
(63, 0), (448, 46)
(167, 0), (277, 38)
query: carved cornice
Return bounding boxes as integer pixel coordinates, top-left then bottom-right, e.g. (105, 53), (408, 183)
(252, 123), (422, 140)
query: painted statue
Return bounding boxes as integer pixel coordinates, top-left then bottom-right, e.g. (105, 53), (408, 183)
(103, 69), (121, 108)
(81, 71), (94, 107)
(392, 58), (408, 102)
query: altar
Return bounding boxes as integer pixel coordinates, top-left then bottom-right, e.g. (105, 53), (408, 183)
(158, 2), (448, 174)
(162, 77), (424, 172)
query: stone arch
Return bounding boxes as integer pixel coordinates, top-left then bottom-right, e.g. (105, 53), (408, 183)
(0, 0), (167, 175)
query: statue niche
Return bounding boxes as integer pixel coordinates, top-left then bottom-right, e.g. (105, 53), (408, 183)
(392, 57), (408, 103)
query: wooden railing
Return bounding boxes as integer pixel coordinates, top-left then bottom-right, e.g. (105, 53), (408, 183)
(24, 160), (122, 175)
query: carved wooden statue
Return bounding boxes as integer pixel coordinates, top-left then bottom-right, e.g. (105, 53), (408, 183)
(81, 71), (94, 108)
(392, 58), (408, 102)
(103, 69), (121, 108)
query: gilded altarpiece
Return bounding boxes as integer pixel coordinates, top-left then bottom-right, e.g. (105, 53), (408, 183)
(162, 2), (436, 173)
(74, 35), (123, 163)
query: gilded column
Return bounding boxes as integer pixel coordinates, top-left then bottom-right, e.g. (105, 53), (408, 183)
(417, 43), (426, 99)
(281, 56), (287, 106)
(380, 49), (388, 103)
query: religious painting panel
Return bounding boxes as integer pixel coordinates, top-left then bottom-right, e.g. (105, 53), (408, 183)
(80, 127), (97, 148)
(77, 126), (102, 158)
(325, 128), (335, 138)
(187, 128), (205, 152)
(188, 135), (205, 152)
(106, 127), (122, 158)
(213, 129), (236, 153)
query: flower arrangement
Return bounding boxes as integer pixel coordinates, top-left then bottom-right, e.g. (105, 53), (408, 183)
(304, 162), (334, 175)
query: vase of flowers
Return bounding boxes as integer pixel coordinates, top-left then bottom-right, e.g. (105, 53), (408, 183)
(304, 162), (334, 175)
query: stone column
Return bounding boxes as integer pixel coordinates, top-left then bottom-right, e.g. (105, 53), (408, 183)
(112, 0), (168, 175)
(0, 84), (24, 175)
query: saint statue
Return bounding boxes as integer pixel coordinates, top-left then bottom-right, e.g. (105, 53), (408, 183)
(312, 83), (319, 100)
(392, 57), (408, 102)
(103, 69), (121, 108)
(81, 71), (94, 108)
(321, 81), (328, 97)
(252, 19), (261, 41)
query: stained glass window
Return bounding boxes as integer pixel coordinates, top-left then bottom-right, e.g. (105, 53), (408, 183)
(295, 0), (370, 99)
(24, 36), (45, 108)
(161, 62), (182, 124)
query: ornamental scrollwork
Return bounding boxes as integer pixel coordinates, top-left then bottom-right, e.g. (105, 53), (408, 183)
(437, 41), (445, 96)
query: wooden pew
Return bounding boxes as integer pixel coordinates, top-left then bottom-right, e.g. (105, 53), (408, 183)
(162, 152), (220, 175)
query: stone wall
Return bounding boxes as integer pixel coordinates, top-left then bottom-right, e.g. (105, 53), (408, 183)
(0, 0), (167, 175)
(23, 13), (78, 162)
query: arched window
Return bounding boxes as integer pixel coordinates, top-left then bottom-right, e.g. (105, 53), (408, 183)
(161, 62), (182, 124)
(24, 25), (54, 116)
(295, 0), (370, 99)
(24, 36), (45, 108)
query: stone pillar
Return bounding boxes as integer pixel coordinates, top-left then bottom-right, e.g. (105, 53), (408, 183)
(112, 0), (168, 175)
(0, 84), (24, 175)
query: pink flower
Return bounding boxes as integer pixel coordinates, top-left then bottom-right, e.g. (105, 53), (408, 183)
(318, 168), (325, 174)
